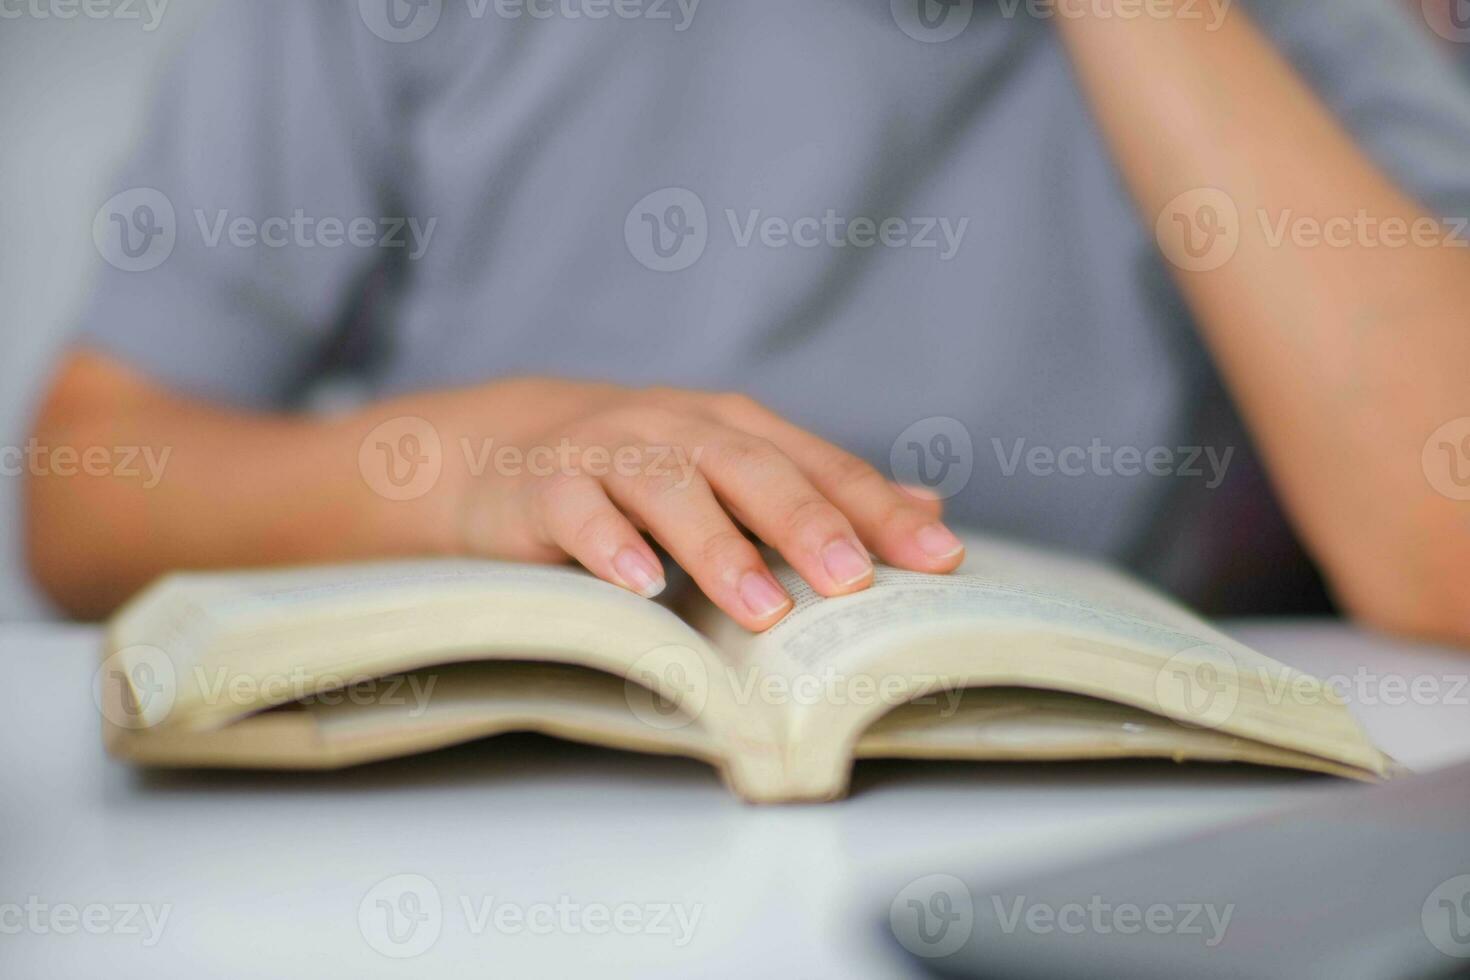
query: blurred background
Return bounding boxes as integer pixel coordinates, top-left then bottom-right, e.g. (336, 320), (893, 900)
(1, 0), (1464, 622)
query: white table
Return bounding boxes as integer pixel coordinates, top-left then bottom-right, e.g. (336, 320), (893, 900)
(4, 621), (1469, 978)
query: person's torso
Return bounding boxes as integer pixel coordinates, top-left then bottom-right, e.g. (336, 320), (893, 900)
(360, 0), (1213, 562)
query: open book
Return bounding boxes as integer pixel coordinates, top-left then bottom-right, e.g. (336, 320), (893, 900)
(99, 536), (1393, 803)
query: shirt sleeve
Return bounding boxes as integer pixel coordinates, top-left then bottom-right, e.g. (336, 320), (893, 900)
(1247, 0), (1470, 223)
(76, 0), (403, 409)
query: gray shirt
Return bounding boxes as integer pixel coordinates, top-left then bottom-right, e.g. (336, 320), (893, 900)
(78, 0), (1470, 598)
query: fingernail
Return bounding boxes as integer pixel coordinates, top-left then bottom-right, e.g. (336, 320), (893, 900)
(614, 549), (666, 599)
(916, 523), (964, 560)
(821, 539), (873, 587)
(739, 571), (791, 620)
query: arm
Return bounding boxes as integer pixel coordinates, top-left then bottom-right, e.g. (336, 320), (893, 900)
(24, 353), (453, 620)
(25, 352), (959, 626)
(1053, 0), (1470, 642)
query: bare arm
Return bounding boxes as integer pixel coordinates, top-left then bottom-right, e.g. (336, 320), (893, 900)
(25, 351), (958, 625)
(23, 352), (456, 619)
(1054, 0), (1470, 642)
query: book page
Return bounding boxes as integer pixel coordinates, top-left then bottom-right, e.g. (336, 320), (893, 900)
(104, 561), (751, 746)
(698, 537), (1241, 682)
(300, 661), (718, 764)
(101, 659), (721, 774)
(739, 538), (1236, 667)
(104, 560), (804, 799)
(689, 535), (1389, 783)
(858, 687), (1377, 781)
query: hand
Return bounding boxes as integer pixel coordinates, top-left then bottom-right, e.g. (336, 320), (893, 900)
(419, 381), (966, 630)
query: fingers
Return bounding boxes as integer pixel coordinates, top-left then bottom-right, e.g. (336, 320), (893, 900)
(511, 390), (962, 631)
(813, 447), (966, 572)
(530, 473), (667, 599)
(602, 465), (793, 632)
(711, 399), (965, 572)
(695, 428), (875, 597)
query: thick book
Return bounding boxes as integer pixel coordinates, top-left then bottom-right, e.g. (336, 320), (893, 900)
(99, 536), (1393, 803)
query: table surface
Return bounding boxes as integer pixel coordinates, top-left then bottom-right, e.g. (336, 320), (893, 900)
(4, 620), (1470, 979)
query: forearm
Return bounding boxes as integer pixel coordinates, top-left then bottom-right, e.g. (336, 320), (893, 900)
(24, 356), (459, 618)
(1055, 1), (1470, 637)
